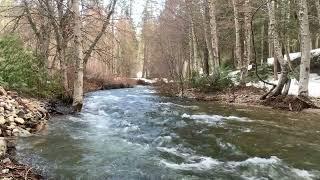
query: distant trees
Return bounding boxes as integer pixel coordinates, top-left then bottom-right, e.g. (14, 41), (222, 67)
(141, 0), (316, 99)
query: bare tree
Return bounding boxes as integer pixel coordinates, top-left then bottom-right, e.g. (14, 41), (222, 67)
(298, 0), (311, 97)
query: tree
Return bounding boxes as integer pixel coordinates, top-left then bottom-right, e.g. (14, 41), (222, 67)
(232, 0), (242, 71)
(71, 0), (84, 112)
(298, 0), (311, 97)
(268, 0), (289, 97)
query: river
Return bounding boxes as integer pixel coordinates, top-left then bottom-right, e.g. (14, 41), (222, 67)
(15, 86), (320, 179)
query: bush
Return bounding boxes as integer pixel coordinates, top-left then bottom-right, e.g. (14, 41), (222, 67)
(0, 35), (62, 98)
(189, 67), (234, 92)
(247, 64), (273, 83)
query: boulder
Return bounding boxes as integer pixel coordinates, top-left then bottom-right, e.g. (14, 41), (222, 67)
(0, 137), (7, 157)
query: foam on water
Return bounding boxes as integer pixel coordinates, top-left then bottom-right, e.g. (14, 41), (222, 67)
(159, 102), (199, 110)
(161, 157), (221, 171)
(161, 154), (318, 179)
(181, 113), (252, 125)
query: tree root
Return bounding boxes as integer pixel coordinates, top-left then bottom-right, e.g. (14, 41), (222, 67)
(262, 95), (320, 111)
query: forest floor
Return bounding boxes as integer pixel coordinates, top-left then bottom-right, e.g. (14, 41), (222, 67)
(153, 81), (320, 113)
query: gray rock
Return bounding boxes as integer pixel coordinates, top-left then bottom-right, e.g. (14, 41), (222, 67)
(2, 157), (11, 164)
(12, 127), (31, 137)
(1, 169), (9, 174)
(0, 137), (7, 157)
(7, 124), (15, 130)
(5, 130), (11, 136)
(0, 86), (6, 96)
(14, 117), (25, 124)
(0, 115), (5, 125)
(8, 116), (14, 122)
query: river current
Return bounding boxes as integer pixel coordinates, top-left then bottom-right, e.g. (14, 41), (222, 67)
(16, 86), (320, 179)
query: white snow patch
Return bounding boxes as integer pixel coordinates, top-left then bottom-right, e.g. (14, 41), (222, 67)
(247, 73), (320, 97)
(267, 48), (320, 65)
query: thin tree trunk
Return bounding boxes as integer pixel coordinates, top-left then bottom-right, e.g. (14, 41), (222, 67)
(203, 0), (214, 73)
(232, 0), (242, 70)
(208, 0), (219, 72)
(240, 0), (252, 85)
(298, 0), (311, 97)
(268, 0), (289, 96)
(261, 22), (265, 65)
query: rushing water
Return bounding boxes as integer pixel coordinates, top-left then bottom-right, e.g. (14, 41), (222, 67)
(16, 86), (320, 179)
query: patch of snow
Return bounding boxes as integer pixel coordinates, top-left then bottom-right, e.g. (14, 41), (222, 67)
(267, 48), (320, 65)
(247, 73), (320, 98)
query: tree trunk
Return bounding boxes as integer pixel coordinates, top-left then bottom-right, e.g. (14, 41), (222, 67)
(232, 0), (242, 70)
(203, 47), (210, 76)
(240, 0), (252, 85)
(203, 0), (214, 73)
(298, 0), (311, 97)
(208, 0), (219, 72)
(268, 0), (289, 96)
(72, 0), (84, 112)
(260, 22), (265, 65)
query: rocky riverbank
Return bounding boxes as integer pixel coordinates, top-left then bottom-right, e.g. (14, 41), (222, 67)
(0, 86), (47, 179)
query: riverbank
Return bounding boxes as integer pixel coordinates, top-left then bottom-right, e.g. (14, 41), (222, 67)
(0, 86), (47, 179)
(153, 81), (320, 112)
(0, 78), (142, 179)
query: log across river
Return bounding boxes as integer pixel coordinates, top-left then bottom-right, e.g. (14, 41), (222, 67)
(15, 86), (320, 179)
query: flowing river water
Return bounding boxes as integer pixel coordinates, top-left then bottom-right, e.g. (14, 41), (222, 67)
(15, 86), (320, 179)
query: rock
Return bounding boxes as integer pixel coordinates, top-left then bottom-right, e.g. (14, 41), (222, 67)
(0, 86), (7, 96)
(1, 169), (9, 174)
(5, 130), (11, 136)
(14, 117), (25, 124)
(1, 177), (13, 180)
(0, 115), (5, 125)
(0, 107), (4, 113)
(2, 157), (11, 164)
(7, 124), (15, 130)
(0, 137), (7, 157)
(12, 127), (31, 137)
(7, 116), (14, 122)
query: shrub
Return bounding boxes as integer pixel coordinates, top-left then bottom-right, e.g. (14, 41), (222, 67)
(189, 67), (234, 92)
(247, 64), (273, 83)
(0, 35), (62, 98)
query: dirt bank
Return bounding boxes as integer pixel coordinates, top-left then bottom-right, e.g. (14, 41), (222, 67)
(153, 82), (320, 112)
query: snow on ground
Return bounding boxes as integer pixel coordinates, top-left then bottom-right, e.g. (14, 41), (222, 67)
(267, 48), (320, 65)
(246, 73), (320, 98)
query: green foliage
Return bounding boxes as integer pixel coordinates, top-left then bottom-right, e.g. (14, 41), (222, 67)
(0, 35), (62, 98)
(247, 64), (273, 83)
(189, 67), (234, 92)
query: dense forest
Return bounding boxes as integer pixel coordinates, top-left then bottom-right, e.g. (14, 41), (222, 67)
(0, 0), (319, 110)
